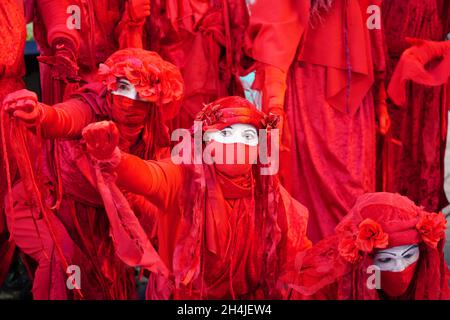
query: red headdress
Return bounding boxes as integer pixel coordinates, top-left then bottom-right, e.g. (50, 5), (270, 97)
(194, 96), (279, 132)
(291, 192), (449, 300)
(97, 48), (185, 121)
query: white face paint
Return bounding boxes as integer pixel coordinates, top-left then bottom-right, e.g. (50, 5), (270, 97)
(374, 244), (420, 272)
(111, 79), (139, 100)
(204, 123), (259, 147)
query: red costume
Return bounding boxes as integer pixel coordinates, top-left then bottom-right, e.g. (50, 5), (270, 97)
(2, 49), (183, 299)
(145, 0), (249, 130)
(83, 96), (311, 299)
(0, 0), (26, 289)
(31, 0), (150, 105)
(381, 0), (450, 212)
(291, 192), (450, 300)
(246, 0), (385, 243)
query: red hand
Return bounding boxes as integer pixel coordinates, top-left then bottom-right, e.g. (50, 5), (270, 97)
(82, 121), (120, 160)
(3, 89), (41, 125)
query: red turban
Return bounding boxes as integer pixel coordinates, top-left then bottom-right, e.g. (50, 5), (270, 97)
(97, 48), (185, 121)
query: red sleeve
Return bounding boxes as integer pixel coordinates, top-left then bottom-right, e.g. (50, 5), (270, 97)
(245, 0), (310, 73)
(39, 99), (95, 139)
(115, 154), (183, 210)
(36, 0), (80, 50)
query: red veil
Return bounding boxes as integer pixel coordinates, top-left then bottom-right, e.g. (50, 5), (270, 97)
(290, 192), (449, 300)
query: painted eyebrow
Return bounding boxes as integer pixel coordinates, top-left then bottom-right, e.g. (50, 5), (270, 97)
(377, 251), (396, 256)
(243, 129), (257, 134)
(118, 79), (130, 85)
(402, 245), (418, 256)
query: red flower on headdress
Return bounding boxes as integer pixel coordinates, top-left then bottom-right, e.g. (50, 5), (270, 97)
(355, 219), (389, 252)
(338, 235), (361, 264)
(338, 218), (388, 263)
(416, 212), (447, 249)
(97, 49), (184, 109)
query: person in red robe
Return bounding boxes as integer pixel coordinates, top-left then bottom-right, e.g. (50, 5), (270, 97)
(144, 0), (250, 130)
(381, 0), (450, 212)
(1, 49), (184, 299)
(0, 0), (27, 291)
(246, 0), (387, 243)
(30, 0), (151, 105)
(290, 192), (450, 300)
(81, 96), (312, 299)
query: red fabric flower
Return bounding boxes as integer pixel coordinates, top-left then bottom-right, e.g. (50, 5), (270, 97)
(416, 212), (447, 249)
(338, 235), (361, 264)
(355, 218), (389, 252)
(97, 49), (184, 107)
(338, 218), (388, 263)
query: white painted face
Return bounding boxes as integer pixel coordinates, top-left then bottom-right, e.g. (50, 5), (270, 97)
(374, 245), (420, 272)
(204, 123), (258, 147)
(111, 79), (139, 100)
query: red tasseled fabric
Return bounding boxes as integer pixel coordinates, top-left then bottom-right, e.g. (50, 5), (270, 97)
(290, 193), (450, 300)
(0, 0), (26, 289)
(381, 0), (449, 212)
(168, 164), (311, 300)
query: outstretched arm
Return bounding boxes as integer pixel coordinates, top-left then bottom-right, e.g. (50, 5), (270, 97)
(3, 89), (95, 139)
(82, 121), (183, 209)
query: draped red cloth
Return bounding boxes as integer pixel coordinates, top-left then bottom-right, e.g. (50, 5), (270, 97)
(289, 193), (450, 300)
(381, 0), (449, 212)
(144, 0), (249, 130)
(0, 0), (26, 289)
(247, 0), (383, 243)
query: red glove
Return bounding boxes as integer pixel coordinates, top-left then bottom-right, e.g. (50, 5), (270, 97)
(127, 0), (151, 22)
(403, 37), (450, 65)
(388, 38), (450, 106)
(3, 89), (41, 126)
(82, 121), (120, 160)
(38, 38), (80, 83)
(258, 64), (287, 140)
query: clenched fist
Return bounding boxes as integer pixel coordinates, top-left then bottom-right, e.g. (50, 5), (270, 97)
(3, 89), (41, 126)
(128, 0), (151, 22)
(82, 121), (120, 160)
